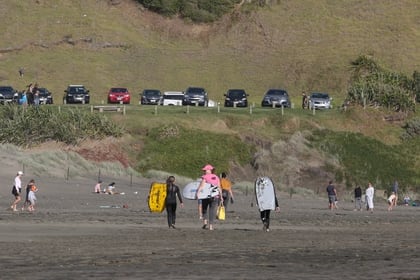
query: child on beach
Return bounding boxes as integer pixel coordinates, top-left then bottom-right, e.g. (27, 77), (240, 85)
(27, 180), (38, 212)
(387, 192), (396, 211)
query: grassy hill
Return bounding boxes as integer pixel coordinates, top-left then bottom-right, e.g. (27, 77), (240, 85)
(1, 0), (419, 193)
(0, 0), (419, 105)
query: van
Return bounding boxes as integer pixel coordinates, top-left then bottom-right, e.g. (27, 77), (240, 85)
(162, 91), (184, 106)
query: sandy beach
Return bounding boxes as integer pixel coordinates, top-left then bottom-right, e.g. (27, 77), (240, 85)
(1, 171), (419, 280)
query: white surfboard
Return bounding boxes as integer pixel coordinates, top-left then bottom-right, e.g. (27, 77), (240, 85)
(183, 180), (218, 200)
(255, 177), (276, 211)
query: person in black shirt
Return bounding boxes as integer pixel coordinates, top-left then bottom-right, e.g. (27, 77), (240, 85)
(326, 181), (337, 210)
(354, 185), (363, 211)
(165, 176), (183, 229)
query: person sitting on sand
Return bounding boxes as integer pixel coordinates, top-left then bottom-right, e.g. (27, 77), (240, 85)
(107, 182), (118, 195)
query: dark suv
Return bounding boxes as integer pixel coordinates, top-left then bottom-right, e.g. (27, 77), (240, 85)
(224, 89), (248, 107)
(38, 88), (53, 104)
(0, 86), (19, 104)
(261, 89), (291, 108)
(140, 89), (162, 105)
(183, 87), (208, 106)
(63, 85), (90, 104)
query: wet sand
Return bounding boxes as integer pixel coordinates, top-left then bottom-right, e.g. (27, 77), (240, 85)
(1, 176), (420, 280)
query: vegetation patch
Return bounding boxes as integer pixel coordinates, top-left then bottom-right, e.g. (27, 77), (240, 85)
(136, 124), (254, 178)
(309, 129), (419, 191)
(0, 105), (123, 146)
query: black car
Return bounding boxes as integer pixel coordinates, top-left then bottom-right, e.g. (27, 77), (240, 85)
(63, 85), (90, 104)
(224, 89), (248, 107)
(0, 86), (19, 104)
(261, 89), (291, 108)
(140, 89), (162, 105)
(183, 86), (208, 106)
(37, 88), (53, 104)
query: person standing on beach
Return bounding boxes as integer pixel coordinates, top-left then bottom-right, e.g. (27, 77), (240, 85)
(354, 185), (363, 211)
(387, 192), (396, 211)
(326, 181), (338, 210)
(220, 172), (234, 211)
(196, 164), (222, 231)
(27, 180), (38, 212)
(365, 182), (375, 212)
(94, 180), (102, 193)
(392, 180), (399, 207)
(165, 176), (183, 229)
(10, 171), (23, 211)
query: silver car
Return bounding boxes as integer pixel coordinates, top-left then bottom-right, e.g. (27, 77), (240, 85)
(309, 93), (332, 110)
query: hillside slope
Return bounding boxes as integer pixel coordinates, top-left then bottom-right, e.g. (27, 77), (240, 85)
(0, 0), (419, 105)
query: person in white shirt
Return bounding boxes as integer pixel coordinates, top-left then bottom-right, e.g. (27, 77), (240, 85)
(10, 171), (23, 211)
(365, 182), (375, 213)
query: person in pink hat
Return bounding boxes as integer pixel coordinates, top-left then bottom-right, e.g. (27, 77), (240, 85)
(196, 164), (223, 231)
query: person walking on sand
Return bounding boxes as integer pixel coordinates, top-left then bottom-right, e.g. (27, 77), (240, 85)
(365, 182), (375, 212)
(387, 192), (396, 211)
(27, 180), (38, 212)
(354, 185), (363, 211)
(326, 181), (338, 210)
(259, 185), (280, 232)
(196, 164), (223, 231)
(10, 171), (23, 212)
(220, 172), (234, 211)
(165, 176), (183, 229)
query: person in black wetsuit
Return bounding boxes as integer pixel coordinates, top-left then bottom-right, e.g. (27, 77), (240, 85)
(165, 176), (183, 229)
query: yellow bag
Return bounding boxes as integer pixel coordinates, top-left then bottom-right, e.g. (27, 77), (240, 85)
(217, 204), (225, 220)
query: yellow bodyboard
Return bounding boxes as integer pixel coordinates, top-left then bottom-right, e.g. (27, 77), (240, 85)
(148, 182), (167, 213)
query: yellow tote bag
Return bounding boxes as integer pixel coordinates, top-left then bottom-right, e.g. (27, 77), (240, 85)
(217, 204), (225, 220)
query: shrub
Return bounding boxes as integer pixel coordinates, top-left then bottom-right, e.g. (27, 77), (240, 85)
(0, 105), (123, 146)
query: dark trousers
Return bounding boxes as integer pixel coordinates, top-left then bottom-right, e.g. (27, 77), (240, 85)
(260, 210), (271, 228)
(166, 203), (177, 227)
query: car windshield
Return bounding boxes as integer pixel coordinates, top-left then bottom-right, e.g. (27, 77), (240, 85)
(38, 88), (49, 96)
(110, 88), (127, 93)
(228, 90), (246, 98)
(186, 88), (205, 95)
(144, 90), (161, 97)
(266, 90), (287, 96)
(164, 95), (184, 100)
(69, 87), (86, 94)
(311, 93), (329, 99)
(0, 87), (14, 93)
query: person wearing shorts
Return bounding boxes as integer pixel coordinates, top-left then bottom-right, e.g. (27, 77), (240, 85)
(326, 181), (337, 210)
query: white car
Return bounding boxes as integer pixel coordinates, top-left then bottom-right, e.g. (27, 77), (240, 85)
(162, 91), (184, 106)
(309, 93), (332, 110)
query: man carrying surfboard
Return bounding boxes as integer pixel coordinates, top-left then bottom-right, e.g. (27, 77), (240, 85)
(196, 164), (223, 231)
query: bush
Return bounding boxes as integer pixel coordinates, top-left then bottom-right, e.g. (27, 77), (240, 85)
(0, 105), (123, 146)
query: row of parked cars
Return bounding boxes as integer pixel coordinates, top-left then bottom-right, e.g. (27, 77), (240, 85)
(0, 86), (53, 105)
(1, 84), (332, 110)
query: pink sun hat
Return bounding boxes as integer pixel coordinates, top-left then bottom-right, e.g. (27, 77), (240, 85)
(202, 164), (214, 171)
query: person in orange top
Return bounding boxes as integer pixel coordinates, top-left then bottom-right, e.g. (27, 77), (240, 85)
(220, 172), (234, 211)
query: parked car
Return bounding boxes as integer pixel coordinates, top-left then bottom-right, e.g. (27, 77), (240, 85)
(0, 86), (19, 104)
(162, 91), (184, 106)
(37, 88), (53, 104)
(309, 92), (332, 109)
(107, 87), (130, 104)
(63, 85), (90, 104)
(224, 89), (248, 107)
(140, 89), (162, 105)
(183, 86), (208, 106)
(261, 89), (291, 108)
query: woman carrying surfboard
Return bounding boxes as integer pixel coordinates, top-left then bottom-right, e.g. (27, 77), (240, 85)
(196, 164), (223, 231)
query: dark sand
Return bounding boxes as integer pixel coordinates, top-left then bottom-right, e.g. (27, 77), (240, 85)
(1, 175), (420, 280)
